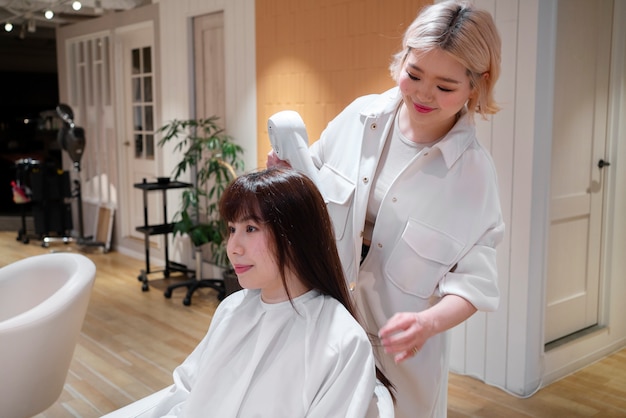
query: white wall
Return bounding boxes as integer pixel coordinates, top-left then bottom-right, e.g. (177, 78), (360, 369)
(157, 0), (256, 175)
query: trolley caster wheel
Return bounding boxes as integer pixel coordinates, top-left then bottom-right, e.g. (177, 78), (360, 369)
(164, 270), (170, 278)
(23, 238), (29, 244)
(164, 289), (172, 298)
(141, 283), (149, 291)
(183, 297), (191, 306)
(41, 242), (48, 248)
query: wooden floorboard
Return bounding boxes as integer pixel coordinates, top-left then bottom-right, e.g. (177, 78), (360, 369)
(1, 230), (625, 417)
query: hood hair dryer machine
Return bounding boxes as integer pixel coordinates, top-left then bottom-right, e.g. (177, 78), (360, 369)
(49, 104), (104, 250)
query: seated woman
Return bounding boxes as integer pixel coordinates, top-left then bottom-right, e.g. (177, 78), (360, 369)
(151, 167), (392, 417)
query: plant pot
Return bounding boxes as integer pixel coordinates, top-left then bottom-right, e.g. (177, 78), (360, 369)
(222, 269), (242, 297)
(194, 247), (203, 280)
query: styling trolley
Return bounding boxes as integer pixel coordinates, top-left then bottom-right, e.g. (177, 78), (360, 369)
(134, 178), (192, 291)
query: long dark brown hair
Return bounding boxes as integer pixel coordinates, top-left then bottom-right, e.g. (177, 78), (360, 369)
(219, 167), (394, 399)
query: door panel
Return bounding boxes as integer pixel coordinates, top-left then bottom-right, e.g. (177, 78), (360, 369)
(194, 12), (225, 121)
(193, 12), (225, 264)
(545, 0), (613, 343)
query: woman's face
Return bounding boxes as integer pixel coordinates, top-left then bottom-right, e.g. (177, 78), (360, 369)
(226, 218), (289, 303)
(397, 48), (474, 142)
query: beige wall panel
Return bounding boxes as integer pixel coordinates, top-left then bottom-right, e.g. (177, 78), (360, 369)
(255, 0), (430, 167)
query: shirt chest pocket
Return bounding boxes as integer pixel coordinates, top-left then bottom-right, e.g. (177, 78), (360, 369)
(385, 219), (465, 298)
(319, 165), (355, 241)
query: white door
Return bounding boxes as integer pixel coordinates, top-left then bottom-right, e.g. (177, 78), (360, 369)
(194, 12), (225, 122)
(115, 25), (160, 243)
(545, 0), (613, 344)
(193, 12), (225, 265)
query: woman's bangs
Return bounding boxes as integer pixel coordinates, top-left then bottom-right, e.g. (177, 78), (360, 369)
(222, 187), (263, 224)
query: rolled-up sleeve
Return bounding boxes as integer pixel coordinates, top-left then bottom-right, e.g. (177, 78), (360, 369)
(437, 219), (504, 311)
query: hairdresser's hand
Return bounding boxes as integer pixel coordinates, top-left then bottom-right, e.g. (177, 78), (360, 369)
(266, 150), (292, 169)
(378, 311), (435, 363)
(378, 295), (477, 363)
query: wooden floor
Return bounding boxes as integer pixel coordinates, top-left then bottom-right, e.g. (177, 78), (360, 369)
(1, 230), (625, 417)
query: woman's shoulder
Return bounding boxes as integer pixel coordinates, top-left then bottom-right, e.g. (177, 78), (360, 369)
(212, 288), (257, 317)
(312, 295), (370, 341)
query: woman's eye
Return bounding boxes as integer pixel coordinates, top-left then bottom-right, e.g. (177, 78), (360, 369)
(407, 71), (419, 81)
(246, 225), (257, 233)
(438, 86), (453, 92)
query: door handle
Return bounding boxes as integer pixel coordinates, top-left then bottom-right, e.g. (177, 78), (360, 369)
(598, 159), (610, 169)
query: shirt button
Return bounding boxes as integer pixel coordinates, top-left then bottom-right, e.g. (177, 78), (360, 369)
(370, 123), (377, 130)
(363, 177), (369, 184)
(377, 243), (383, 248)
(392, 197), (397, 203)
(349, 282), (356, 291)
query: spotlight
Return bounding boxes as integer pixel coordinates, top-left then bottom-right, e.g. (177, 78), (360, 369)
(44, 9), (54, 20)
(72, 1), (82, 11)
(4, 22), (12, 32)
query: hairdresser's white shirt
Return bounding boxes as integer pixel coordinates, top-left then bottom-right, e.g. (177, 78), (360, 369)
(309, 87), (503, 417)
(150, 289), (377, 418)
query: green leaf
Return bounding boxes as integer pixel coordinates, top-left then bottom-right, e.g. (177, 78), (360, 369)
(157, 116), (245, 267)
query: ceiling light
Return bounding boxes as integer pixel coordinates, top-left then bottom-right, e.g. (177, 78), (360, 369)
(72, 1), (82, 11)
(4, 22), (12, 32)
(44, 9), (54, 20)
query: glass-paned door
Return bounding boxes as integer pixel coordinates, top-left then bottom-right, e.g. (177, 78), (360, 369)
(131, 46), (155, 160)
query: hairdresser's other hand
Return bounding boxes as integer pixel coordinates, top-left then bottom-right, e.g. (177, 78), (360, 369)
(266, 150), (292, 169)
(378, 311), (435, 364)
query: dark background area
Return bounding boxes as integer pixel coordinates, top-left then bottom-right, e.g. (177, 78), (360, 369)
(0, 27), (60, 215)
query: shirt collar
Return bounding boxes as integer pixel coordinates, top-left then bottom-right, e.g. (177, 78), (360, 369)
(429, 109), (476, 169)
(359, 87), (477, 169)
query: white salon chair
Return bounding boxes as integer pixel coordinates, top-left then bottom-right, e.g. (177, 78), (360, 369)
(0, 253), (96, 418)
(102, 380), (394, 418)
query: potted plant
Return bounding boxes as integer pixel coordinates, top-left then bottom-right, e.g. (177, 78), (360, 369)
(157, 116), (244, 296)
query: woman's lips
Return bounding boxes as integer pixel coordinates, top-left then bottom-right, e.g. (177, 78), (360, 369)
(233, 264), (252, 274)
(414, 103), (434, 113)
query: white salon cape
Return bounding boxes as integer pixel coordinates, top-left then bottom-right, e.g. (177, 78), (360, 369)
(150, 289), (378, 418)
(306, 87), (504, 417)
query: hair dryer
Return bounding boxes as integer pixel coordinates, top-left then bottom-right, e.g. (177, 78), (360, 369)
(267, 110), (323, 196)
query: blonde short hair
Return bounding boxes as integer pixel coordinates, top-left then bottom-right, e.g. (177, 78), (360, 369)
(390, 1), (502, 119)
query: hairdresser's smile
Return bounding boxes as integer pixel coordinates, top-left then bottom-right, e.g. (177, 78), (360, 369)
(413, 102), (435, 113)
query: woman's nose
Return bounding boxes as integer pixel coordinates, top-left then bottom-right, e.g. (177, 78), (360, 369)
(227, 234), (242, 255)
(415, 84), (433, 102)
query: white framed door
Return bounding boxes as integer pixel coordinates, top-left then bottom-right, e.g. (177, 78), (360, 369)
(545, 0), (613, 344)
(194, 12), (225, 122)
(115, 24), (160, 243)
(192, 12), (225, 265)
